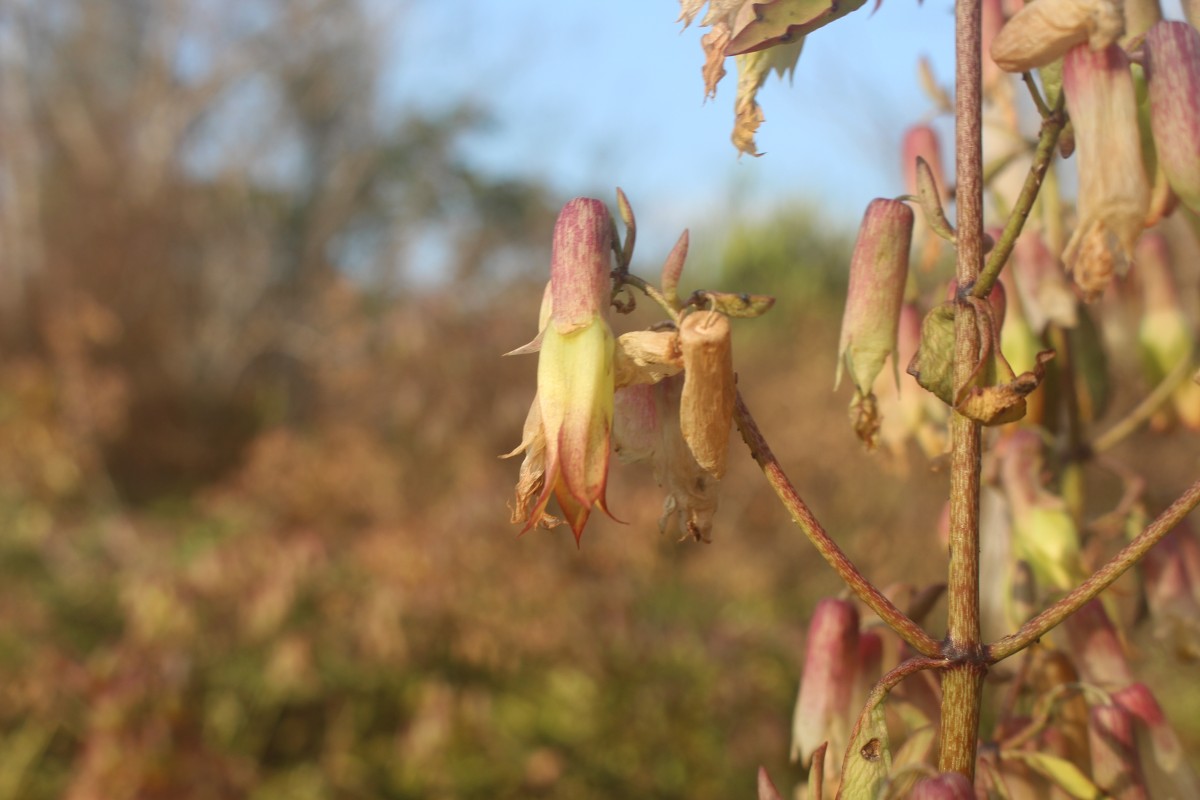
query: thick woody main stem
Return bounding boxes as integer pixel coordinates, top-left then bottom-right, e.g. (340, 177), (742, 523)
(939, 0), (987, 779)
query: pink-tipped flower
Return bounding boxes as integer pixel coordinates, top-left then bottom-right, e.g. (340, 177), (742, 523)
(990, 0), (1123, 73)
(508, 198), (616, 544)
(1062, 43), (1151, 299)
(791, 598), (859, 768)
(1144, 22), (1200, 214)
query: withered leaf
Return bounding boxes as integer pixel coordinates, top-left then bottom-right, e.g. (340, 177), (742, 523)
(906, 302), (957, 406)
(725, 0), (869, 56)
(955, 350), (1055, 426)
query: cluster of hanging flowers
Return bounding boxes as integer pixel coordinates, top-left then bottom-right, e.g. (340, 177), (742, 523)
(504, 195), (747, 545)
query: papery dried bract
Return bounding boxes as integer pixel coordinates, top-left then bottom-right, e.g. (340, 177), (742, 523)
(1144, 22), (1200, 213)
(654, 374), (722, 541)
(679, 311), (735, 478)
(990, 0), (1123, 73)
(1062, 43), (1150, 299)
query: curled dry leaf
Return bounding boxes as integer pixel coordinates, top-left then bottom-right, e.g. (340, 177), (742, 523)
(725, 0), (869, 56)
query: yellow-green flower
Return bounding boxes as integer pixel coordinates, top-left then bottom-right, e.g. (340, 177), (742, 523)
(509, 198), (616, 544)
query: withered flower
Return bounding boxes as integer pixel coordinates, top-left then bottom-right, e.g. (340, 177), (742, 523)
(1062, 43), (1150, 299)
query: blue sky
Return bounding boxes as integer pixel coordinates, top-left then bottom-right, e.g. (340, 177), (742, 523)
(389, 1), (959, 259)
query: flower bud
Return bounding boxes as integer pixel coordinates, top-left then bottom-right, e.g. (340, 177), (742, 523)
(791, 598), (859, 768)
(837, 199), (914, 395)
(1144, 22), (1200, 214)
(1062, 43), (1151, 299)
(910, 772), (975, 799)
(679, 311), (735, 478)
(990, 0), (1123, 73)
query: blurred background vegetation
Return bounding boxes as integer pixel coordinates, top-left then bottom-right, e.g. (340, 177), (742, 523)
(0, 1), (1194, 798)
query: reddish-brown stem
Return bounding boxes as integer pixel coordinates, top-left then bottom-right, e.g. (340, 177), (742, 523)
(732, 391), (941, 657)
(987, 476), (1200, 662)
(939, 0), (986, 779)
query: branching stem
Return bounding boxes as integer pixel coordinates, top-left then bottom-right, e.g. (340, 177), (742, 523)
(732, 392), (942, 657)
(987, 476), (1200, 661)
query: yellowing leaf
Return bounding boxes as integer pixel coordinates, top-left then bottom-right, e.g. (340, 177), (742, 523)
(1002, 751), (1106, 799)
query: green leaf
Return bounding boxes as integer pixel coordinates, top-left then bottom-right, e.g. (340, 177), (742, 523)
(836, 699), (891, 799)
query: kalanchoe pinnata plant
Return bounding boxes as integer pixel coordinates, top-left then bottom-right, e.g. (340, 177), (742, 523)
(508, 2), (1200, 793)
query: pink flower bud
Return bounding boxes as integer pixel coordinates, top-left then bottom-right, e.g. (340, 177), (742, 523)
(1144, 22), (1200, 214)
(990, 0), (1123, 73)
(791, 598), (859, 767)
(1062, 43), (1151, 299)
(837, 199), (914, 396)
(910, 772), (975, 799)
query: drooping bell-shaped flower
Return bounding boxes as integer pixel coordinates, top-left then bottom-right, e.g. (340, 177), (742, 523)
(1144, 22), (1200, 214)
(791, 598), (859, 770)
(508, 198), (617, 544)
(1062, 43), (1150, 299)
(837, 198), (914, 446)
